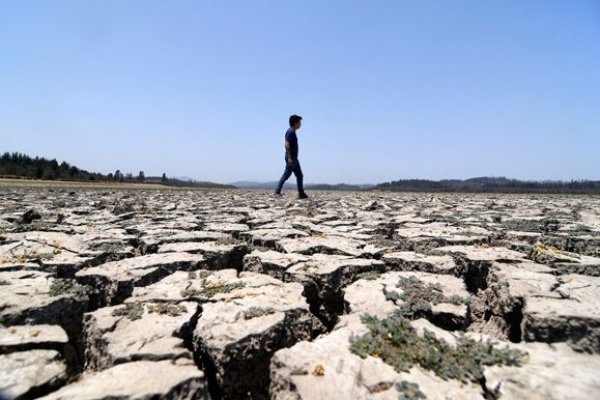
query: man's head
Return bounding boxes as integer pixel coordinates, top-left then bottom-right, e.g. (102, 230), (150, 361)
(289, 114), (302, 130)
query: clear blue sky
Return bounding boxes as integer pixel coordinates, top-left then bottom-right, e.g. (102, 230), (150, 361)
(1, 1), (599, 184)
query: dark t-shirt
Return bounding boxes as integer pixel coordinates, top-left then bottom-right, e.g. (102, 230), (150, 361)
(285, 128), (298, 161)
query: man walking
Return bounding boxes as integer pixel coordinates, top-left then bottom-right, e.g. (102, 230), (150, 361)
(274, 114), (308, 199)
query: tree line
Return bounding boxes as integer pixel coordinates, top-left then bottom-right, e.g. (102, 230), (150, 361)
(0, 152), (234, 189)
(0, 152), (165, 184)
(375, 177), (600, 194)
(0, 152), (106, 181)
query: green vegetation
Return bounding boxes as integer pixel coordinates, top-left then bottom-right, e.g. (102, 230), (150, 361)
(446, 294), (467, 306)
(243, 306), (275, 320)
(350, 312), (527, 383)
(48, 279), (88, 302)
(111, 302), (145, 321)
(395, 381), (426, 400)
(0, 152), (234, 188)
(384, 276), (466, 319)
(1, 152), (106, 181)
(181, 281), (246, 298)
(147, 303), (187, 317)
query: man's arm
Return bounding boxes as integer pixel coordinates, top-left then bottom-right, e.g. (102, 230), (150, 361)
(285, 141), (293, 166)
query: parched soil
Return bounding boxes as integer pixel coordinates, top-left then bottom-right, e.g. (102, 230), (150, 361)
(1, 187), (600, 400)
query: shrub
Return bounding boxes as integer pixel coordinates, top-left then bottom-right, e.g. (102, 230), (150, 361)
(147, 303), (187, 317)
(48, 279), (88, 302)
(111, 302), (144, 321)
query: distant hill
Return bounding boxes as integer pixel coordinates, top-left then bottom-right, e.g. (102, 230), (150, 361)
(0, 152), (233, 189)
(375, 176), (600, 194)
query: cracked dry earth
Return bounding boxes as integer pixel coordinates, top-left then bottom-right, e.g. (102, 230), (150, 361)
(1, 188), (600, 400)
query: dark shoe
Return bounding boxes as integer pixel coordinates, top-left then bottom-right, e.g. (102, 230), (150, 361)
(273, 192), (283, 198)
(298, 192), (309, 199)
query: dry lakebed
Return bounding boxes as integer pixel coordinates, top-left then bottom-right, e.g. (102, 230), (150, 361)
(1, 186), (599, 399)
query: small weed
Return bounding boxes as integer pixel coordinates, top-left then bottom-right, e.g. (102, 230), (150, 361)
(392, 276), (444, 319)
(446, 294), (467, 305)
(384, 289), (401, 303)
(385, 276), (466, 319)
(243, 306), (275, 320)
(350, 311), (527, 383)
(181, 281), (245, 298)
(395, 381), (426, 400)
(112, 302), (144, 321)
(147, 303), (187, 317)
(48, 279), (88, 302)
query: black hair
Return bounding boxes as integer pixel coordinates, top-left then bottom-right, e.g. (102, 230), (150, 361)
(289, 114), (302, 127)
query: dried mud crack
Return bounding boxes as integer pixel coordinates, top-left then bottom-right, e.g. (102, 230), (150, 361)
(1, 189), (600, 399)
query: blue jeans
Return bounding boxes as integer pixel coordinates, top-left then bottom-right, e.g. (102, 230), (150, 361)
(275, 158), (304, 193)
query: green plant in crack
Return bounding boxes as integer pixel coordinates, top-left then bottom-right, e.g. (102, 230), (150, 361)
(112, 302), (144, 321)
(384, 289), (401, 303)
(147, 303), (187, 317)
(445, 294), (467, 305)
(181, 281), (246, 298)
(48, 279), (89, 302)
(243, 306), (275, 320)
(395, 381), (425, 400)
(389, 276), (444, 319)
(385, 276), (466, 319)
(350, 311), (527, 383)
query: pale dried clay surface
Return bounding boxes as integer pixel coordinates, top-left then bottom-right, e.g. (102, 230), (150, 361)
(1, 188), (599, 399)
